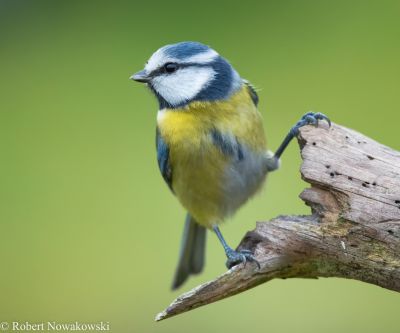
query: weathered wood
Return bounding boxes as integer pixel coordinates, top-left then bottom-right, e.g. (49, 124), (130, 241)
(156, 123), (400, 321)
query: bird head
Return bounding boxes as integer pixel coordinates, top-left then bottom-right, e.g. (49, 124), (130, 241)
(131, 41), (242, 109)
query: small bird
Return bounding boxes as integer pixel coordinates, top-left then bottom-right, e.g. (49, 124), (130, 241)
(131, 41), (329, 289)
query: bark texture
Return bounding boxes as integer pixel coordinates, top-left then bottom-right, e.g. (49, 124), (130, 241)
(156, 123), (400, 321)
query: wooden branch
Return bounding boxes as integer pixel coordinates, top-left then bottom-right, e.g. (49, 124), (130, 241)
(156, 123), (400, 321)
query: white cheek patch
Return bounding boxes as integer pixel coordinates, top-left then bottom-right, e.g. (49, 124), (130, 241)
(151, 67), (216, 106)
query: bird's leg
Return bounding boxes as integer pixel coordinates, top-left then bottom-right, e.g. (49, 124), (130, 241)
(274, 111), (331, 160)
(213, 225), (260, 269)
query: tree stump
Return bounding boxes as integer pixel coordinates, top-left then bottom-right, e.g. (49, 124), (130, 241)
(156, 123), (400, 321)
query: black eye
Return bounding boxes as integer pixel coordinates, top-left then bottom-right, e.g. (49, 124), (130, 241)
(164, 62), (178, 73)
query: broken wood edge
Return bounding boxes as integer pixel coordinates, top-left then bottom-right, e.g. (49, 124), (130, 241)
(155, 123), (400, 321)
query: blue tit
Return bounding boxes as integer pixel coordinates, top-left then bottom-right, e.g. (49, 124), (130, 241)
(131, 41), (330, 289)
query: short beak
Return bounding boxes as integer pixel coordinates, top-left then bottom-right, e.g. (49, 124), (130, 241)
(130, 70), (150, 83)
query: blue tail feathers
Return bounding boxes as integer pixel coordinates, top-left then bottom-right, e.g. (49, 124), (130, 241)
(172, 214), (206, 290)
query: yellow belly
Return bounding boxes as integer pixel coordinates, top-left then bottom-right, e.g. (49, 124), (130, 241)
(157, 86), (267, 227)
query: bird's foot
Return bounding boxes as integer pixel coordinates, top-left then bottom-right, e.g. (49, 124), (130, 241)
(225, 248), (260, 269)
(290, 111), (331, 137)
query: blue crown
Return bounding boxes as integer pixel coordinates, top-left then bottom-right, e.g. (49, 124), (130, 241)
(163, 41), (212, 60)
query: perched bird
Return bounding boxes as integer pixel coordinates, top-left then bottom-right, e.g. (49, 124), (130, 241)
(131, 41), (329, 289)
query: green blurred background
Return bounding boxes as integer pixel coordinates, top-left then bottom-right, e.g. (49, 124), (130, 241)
(1, 0), (399, 332)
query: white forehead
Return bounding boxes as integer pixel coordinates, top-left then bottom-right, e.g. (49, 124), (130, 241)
(144, 47), (219, 73)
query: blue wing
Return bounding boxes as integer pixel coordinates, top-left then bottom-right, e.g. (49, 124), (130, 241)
(156, 127), (173, 191)
(211, 129), (244, 162)
(243, 80), (259, 106)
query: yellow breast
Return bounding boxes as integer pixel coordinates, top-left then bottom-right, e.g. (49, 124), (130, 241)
(157, 86), (267, 227)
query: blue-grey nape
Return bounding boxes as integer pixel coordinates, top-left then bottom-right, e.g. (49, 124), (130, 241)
(194, 56), (237, 104)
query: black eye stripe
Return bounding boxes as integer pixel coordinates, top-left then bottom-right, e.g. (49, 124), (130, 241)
(149, 62), (211, 77)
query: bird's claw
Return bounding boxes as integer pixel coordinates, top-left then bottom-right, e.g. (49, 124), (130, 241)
(290, 111), (331, 136)
(225, 248), (260, 270)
